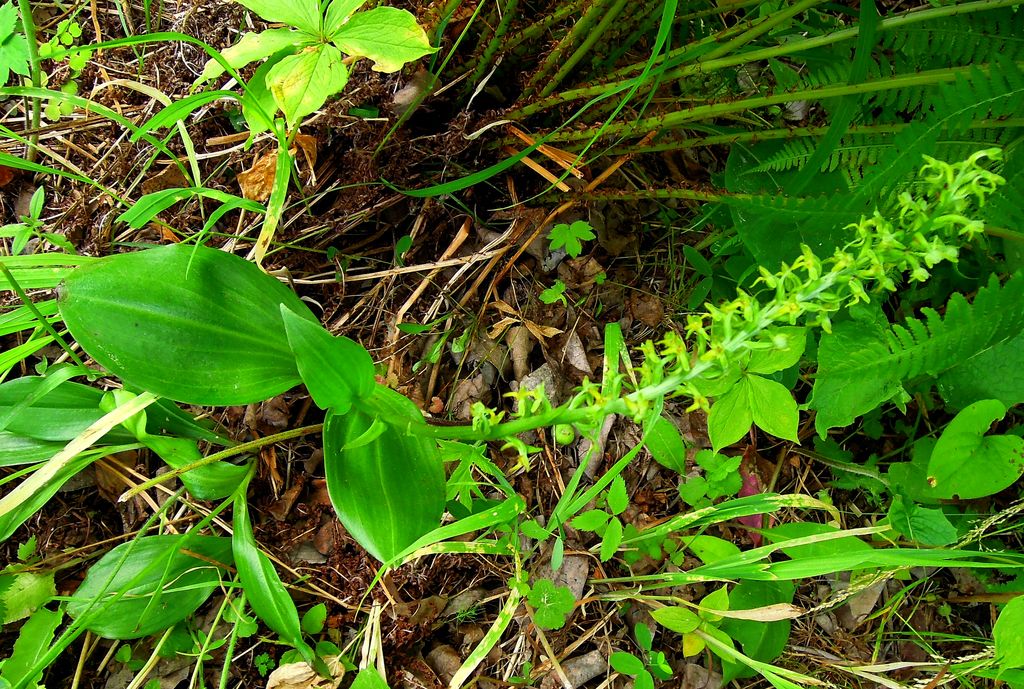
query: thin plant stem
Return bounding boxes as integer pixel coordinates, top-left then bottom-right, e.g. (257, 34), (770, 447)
(120, 423), (324, 500)
(509, 0), (1020, 119)
(16, 0), (41, 163)
(538, 0), (630, 99)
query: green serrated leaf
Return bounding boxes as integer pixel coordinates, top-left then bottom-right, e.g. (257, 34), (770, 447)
(600, 517), (623, 562)
(331, 6), (435, 72)
(548, 220), (595, 259)
(0, 571), (55, 624)
(528, 578), (575, 630)
(606, 475), (629, 515)
(571, 509), (610, 532)
(0, 606), (63, 688)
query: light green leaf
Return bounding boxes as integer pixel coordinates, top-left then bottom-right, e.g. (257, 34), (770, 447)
(685, 534), (741, 565)
(0, 606), (63, 688)
(745, 375), (799, 443)
(699, 586), (730, 622)
(323, 385), (445, 562)
(233, 494), (317, 666)
(195, 28), (307, 84)
(747, 328), (806, 375)
(267, 44), (349, 127)
(527, 579), (575, 630)
(600, 517), (623, 562)
(651, 606), (701, 634)
(281, 305), (376, 413)
(323, 0), (367, 37)
(66, 535), (232, 638)
(927, 399), (1024, 500)
(571, 509), (610, 531)
(609, 652), (646, 676)
(300, 602), (327, 634)
(645, 416), (688, 473)
(937, 331), (1024, 410)
(607, 475), (629, 515)
(332, 7), (435, 72)
(887, 495), (957, 546)
(350, 669), (390, 689)
(995, 596), (1024, 670)
(0, 571), (54, 624)
(707, 383), (752, 453)
(242, 54), (285, 135)
(235, 0), (321, 34)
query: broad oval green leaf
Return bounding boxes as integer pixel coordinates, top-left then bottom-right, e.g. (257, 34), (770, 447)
(323, 0), (367, 37)
(266, 45), (349, 127)
(67, 535), (233, 639)
(57, 243), (317, 406)
(651, 606), (701, 634)
(331, 6), (435, 72)
(323, 385), (445, 562)
(926, 399), (1024, 500)
(281, 305), (375, 413)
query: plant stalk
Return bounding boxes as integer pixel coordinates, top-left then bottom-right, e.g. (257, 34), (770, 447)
(16, 0), (41, 163)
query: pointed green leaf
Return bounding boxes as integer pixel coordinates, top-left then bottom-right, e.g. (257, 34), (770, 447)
(707, 384), (752, 452)
(645, 416), (688, 473)
(0, 606), (63, 688)
(235, 0), (321, 34)
(323, 0), (367, 37)
(995, 596), (1024, 669)
(57, 243), (317, 406)
(331, 7), (435, 72)
(652, 606), (701, 634)
(267, 44), (348, 127)
(323, 385), (445, 562)
(233, 494), (316, 664)
(67, 535), (232, 638)
(745, 375), (799, 442)
(281, 305), (375, 413)
(600, 517), (623, 562)
(195, 28), (306, 84)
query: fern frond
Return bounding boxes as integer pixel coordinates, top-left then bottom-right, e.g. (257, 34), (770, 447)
(811, 273), (1024, 433)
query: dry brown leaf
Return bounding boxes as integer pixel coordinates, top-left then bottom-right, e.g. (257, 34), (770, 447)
(523, 319), (563, 342)
(0, 165), (15, 188)
(142, 164), (190, 195)
(266, 657), (345, 689)
(291, 133), (318, 181)
(487, 316), (520, 340)
(237, 151), (278, 202)
(713, 603), (804, 622)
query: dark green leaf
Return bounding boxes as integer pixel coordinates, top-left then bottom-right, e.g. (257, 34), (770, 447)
(57, 243), (317, 406)
(67, 535), (232, 639)
(323, 385), (445, 562)
(281, 305), (375, 413)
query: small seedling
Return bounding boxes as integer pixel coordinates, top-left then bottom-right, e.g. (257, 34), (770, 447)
(548, 220), (595, 259)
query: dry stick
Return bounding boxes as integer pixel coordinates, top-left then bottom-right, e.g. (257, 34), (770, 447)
(389, 217), (472, 379)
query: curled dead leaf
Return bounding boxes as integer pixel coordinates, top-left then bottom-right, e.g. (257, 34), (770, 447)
(237, 151), (278, 202)
(266, 657), (345, 689)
